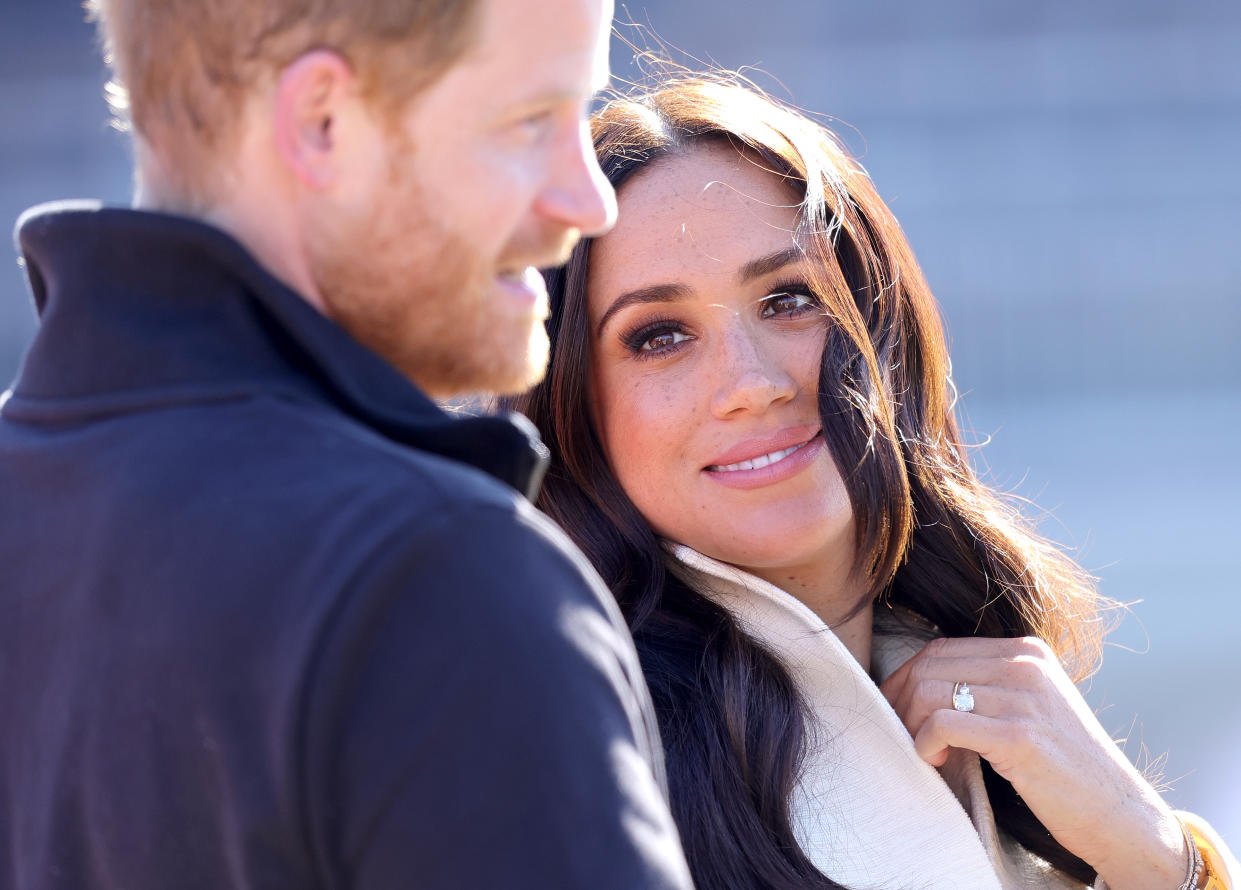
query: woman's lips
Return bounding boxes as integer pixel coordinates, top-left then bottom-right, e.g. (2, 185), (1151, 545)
(705, 425), (822, 469)
(703, 430), (826, 491)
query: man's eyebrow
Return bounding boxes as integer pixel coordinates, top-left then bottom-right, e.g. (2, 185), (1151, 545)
(512, 89), (581, 110)
(595, 283), (692, 337)
(737, 246), (805, 283)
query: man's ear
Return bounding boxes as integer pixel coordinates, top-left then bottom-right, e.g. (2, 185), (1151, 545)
(272, 49), (355, 190)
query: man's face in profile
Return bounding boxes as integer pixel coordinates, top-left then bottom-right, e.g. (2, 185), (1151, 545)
(307, 0), (617, 399)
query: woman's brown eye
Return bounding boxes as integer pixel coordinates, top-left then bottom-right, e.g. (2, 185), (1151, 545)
(761, 290), (817, 318)
(620, 317), (691, 358)
(643, 330), (689, 351)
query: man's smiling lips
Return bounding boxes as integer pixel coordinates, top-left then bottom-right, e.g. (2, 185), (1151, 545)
(703, 426), (826, 490)
(495, 266), (549, 314)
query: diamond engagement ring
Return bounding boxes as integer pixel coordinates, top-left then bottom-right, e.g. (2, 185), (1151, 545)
(952, 681), (975, 713)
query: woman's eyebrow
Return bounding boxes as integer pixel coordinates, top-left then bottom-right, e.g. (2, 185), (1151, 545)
(737, 246), (804, 284)
(595, 283), (691, 337)
(594, 246), (803, 338)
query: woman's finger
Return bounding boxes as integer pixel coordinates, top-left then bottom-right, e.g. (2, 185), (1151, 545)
(910, 707), (1027, 770)
(890, 679), (1036, 739)
(880, 649), (1055, 719)
(900, 634), (1054, 666)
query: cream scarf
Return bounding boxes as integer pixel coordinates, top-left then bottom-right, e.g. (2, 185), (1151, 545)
(667, 543), (1101, 890)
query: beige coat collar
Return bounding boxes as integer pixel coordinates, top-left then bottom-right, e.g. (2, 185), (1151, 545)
(666, 543), (1088, 889)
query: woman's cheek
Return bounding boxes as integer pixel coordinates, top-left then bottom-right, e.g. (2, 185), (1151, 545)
(605, 377), (697, 530)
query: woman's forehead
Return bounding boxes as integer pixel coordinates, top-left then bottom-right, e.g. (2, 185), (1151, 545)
(588, 145), (804, 297)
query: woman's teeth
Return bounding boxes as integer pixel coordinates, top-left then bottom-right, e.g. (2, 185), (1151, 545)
(710, 440), (807, 473)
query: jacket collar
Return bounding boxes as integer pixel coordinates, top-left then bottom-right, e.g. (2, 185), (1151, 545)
(663, 543), (1015, 888)
(7, 201), (548, 498)
(662, 544), (1100, 890)
(663, 542), (937, 682)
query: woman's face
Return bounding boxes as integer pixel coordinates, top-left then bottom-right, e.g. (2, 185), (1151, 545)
(586, 143), (856, 590)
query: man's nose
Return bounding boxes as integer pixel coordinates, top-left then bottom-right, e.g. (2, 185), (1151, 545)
(533, 121), (617, 237)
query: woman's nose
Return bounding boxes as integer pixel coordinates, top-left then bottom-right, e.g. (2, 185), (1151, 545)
(709, 324), (798, 419)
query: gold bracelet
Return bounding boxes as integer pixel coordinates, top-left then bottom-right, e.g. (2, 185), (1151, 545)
(1177, 815), (1231, 890)
(1178, 815), (1205, 890)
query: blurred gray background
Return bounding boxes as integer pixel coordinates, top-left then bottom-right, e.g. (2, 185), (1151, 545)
(3, 0), (1238, 846)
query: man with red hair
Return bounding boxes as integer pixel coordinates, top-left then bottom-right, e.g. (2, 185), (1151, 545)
(0, 1), (692, 888)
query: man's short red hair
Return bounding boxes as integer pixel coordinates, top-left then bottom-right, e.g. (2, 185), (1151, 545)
(87, 0), (481, 207)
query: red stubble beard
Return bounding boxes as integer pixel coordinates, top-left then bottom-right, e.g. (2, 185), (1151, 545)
(308, 164), (572, 400)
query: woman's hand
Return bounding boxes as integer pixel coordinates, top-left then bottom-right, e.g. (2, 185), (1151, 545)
(880, 636), (1187, 890)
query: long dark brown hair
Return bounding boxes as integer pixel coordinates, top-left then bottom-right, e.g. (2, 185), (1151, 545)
(506, 74), (1114, 889)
